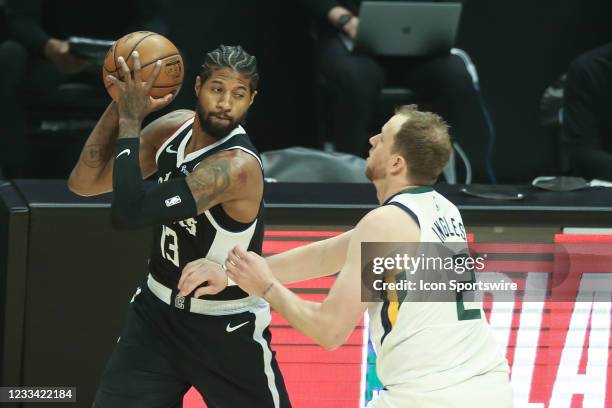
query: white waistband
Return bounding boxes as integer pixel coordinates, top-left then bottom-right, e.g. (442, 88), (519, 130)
(146, 274), (263, 316)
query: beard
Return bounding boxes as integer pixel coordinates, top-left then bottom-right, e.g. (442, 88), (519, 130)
(196, 102), (247, 140)
(365, 158), (384, 181)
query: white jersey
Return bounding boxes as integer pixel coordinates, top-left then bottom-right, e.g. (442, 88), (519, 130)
(367, 187), (512, 407)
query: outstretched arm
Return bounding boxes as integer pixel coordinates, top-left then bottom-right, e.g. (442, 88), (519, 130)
(226, 206), (419, 350)
(266, 230), (353, 283)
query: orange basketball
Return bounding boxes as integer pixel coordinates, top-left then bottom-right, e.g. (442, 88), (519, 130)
(102, 31), (184, 101)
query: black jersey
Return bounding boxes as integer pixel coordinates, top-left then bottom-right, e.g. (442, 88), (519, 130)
(150, 117), (264, 300)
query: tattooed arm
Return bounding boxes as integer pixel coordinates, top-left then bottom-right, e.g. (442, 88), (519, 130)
(186, 150), (262, 216)
(67, 102), (192, 197)
(110, 144), (262, 229)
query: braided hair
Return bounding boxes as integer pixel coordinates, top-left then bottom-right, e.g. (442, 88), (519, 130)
(199, 45), (259, 92)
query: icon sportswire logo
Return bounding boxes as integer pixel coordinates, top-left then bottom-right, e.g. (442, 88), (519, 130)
(226, 321), (249, 332)
(116, 149), (131, 159)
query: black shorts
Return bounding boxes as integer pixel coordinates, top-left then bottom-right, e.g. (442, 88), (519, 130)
(95, 282), (291, 408)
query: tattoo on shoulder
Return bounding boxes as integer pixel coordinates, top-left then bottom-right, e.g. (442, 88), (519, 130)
(82, 144), (111, 168)
(187, 157), (233, 210)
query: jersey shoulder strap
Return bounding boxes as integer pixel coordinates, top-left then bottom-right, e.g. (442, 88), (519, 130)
(155, 116), (194, 164)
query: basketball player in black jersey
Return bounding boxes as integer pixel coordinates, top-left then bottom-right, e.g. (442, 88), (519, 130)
(68, 45), (291, 408)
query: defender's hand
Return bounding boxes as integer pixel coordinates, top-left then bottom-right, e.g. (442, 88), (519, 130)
(178, 258), (228, 297)
(107, 51), (173, 123)
(225, 246), (276, 298)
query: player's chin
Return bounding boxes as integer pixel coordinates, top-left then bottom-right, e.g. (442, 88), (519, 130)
(364, 164), (375, 181)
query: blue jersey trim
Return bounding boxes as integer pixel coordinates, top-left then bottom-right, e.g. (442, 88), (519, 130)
(385, 201), (420, 228)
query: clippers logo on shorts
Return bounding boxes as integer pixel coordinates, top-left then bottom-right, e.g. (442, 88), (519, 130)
(165, 195), (182, 207)
(174, 294), (185, 309)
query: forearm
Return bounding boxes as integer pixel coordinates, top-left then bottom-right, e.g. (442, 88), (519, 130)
(267, 243), (326, 283)
(267, 231), (352, 283)
(264, 282), (339, 349)
(68, 102), (120, 196)
(111, 132), (196, 230)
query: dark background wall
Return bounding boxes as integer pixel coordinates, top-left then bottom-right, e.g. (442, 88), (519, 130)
(0, 180), (153, 406)
(161, 0), (612, 183)
(457, 0), (612, 182)
(165, 0), (317, 152)
(4, 0), (611, 182)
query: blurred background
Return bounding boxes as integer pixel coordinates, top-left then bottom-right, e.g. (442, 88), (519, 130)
(1, 0), (611, 184)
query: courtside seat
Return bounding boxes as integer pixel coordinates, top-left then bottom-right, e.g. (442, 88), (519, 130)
(315, 76), (459, 184)
(315, 72), (420, 149)
(262, 146), (370, 183)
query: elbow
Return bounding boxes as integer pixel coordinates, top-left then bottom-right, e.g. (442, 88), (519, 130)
(68, 184), (96, 197)
(319, 332), (344, 351)
(320, 340), (341, 351)
(67, 177), (87, 196)
(317, 325), (348, 351)
(67, 176), (101, 197)
(312, 306), (349, 351)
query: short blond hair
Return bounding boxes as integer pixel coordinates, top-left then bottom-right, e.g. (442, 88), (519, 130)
(392, 105), (451, 184)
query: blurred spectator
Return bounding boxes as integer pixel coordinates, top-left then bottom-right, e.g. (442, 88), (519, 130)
(303, 0), (491, 182)
(563, 42), (612, 180)
(0, 0), (166, 178)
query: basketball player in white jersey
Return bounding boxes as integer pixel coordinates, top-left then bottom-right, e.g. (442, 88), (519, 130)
(218, 105), (513, 407)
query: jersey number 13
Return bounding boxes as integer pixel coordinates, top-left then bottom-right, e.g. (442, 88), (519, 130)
(160, 225), (179, 267)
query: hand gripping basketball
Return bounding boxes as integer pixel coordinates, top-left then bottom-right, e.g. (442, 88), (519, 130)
(107, 52), (173, 122)
(103, 31), (184, 101)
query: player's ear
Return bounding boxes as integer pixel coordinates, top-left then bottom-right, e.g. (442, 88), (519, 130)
(249, 90), (258, 106)
(390, 154), (405, 176)
(194, 76), (202, 97)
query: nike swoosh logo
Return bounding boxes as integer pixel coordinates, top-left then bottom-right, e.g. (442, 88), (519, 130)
(166, 145), (177, 154)
(226, 321), (249, 332)
(116, 148), (131, 159)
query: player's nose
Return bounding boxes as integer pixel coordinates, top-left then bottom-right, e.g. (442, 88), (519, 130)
(217, 93), (232, 110)
(369, 134), (379, 147)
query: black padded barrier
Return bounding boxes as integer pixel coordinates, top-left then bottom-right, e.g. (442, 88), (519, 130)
(0, 182), (29, 402)
(2, 180), (152, 408)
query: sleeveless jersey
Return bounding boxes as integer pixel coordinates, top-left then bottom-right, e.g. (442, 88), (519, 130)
(150, 117), (264, 300)
(368, 186), (509, 391)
